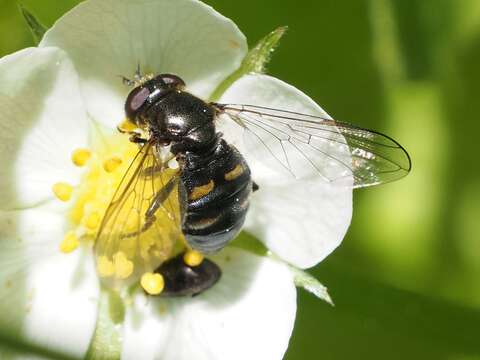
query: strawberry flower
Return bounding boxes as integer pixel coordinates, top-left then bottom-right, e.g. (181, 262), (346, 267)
(0, 0), (352, 359)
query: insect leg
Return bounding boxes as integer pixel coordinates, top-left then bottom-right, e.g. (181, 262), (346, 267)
(141, 175), (180, 233)
(141, 155), (176, 178)
(129, 133), (148, 144)
(134, 62), (143, 82)
(121, 76), (134, 86)
(117, 125), (133, 134)
(116, 124), (148, 144)
(252, 181), (259, 192)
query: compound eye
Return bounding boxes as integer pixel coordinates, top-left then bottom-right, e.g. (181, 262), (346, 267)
(158, 74), (186, 89)
(125, 86), (150, 120)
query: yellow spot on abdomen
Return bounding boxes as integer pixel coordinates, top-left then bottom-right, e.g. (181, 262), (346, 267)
(103, 157), (123, 172)
(52, 182), (73, 201)
(59, 231), (79, 253)
(184, 250), (204, 267)
(71, 148), (91, 167)
(189, 180), (214, 201)
(141, 272), (165, 295)
(224, 164), (244, 181)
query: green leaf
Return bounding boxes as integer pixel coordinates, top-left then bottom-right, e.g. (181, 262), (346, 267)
(18, 4), (47, 45)
(287, 262), (480, 359)
(210, 26), (287, 101)
(85, 288), (122, 360)
(289, 266), (334, 306)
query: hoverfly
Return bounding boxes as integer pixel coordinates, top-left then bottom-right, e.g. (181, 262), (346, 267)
(95, 73), (411, 296)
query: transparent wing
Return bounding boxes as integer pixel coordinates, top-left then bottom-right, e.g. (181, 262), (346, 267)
(214, 103), (411, 188)
(94, 141), (183, 288)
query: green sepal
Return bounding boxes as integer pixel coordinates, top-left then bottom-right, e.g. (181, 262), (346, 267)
(289, 266), (334, 306)
(210, 26), (287, 101)
(230, 231), (269, 257)
(240, 25), (287, 74)
(18, 4), (47, 45)
(85, 288), (123, 360)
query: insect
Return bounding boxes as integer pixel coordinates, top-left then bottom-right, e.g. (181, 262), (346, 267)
(95, 73), (411, 297)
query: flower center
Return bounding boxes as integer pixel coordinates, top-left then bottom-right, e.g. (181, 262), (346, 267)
(51, 121), (203, 295)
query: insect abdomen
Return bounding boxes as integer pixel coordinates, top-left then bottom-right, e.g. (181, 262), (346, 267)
(180, 139), (252, 253)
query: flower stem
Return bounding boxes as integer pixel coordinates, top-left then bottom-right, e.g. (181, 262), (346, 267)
(85, 287), (123, 360)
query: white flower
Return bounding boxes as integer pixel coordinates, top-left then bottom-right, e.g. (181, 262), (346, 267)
(0, 0), (352, 359)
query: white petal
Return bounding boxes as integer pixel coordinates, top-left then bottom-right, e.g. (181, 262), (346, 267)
(245, 180), (352, 268)
(219, 75), (353, 268)
(0, 206), (99, 358)
(40, 0), (247, 127)
(0, 47), (89, 209)
(122, 248), (296, 360)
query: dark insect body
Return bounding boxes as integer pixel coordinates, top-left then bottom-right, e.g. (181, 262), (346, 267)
(153, 252), (221, 297)
(125, 74), (253, 255)
(120, 74), (253, 296)
(96, 73), (411, 297)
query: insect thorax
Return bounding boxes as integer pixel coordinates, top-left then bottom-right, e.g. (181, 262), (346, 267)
(143, 91), (218, 154)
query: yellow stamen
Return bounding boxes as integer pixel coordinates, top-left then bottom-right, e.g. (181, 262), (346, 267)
(60, 130), (182, 291)
(52, 182), (73, 201)
(118, 118), (138, 132)
(103, 157), (123, 173)
(71, 148), (91, 167)
(84, 211), (101, 230)
(97, 256), (115, 277)
(184, 250), (204, 267)
(59, 231), (79, 253)
(141, 272), (165, 295)
(113, 251), (134, 279)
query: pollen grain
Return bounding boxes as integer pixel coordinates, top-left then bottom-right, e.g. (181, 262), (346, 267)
(59, 231), (79, 253)
(84, 211), (101, 230)
(141, 272), (165, 295)
(184, 250), (204, 267)
(71, 148), (91, 167)
(103, 156), (123, 173)
(97, 256), (115, 277)
(52, 182), (74, 201)
(113, 251), (134, 279)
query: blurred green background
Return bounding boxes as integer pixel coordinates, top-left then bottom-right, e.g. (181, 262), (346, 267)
(1, 0), (480, 359)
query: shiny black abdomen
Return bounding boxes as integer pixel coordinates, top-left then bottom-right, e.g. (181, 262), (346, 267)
(179, 138), (252, 253)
